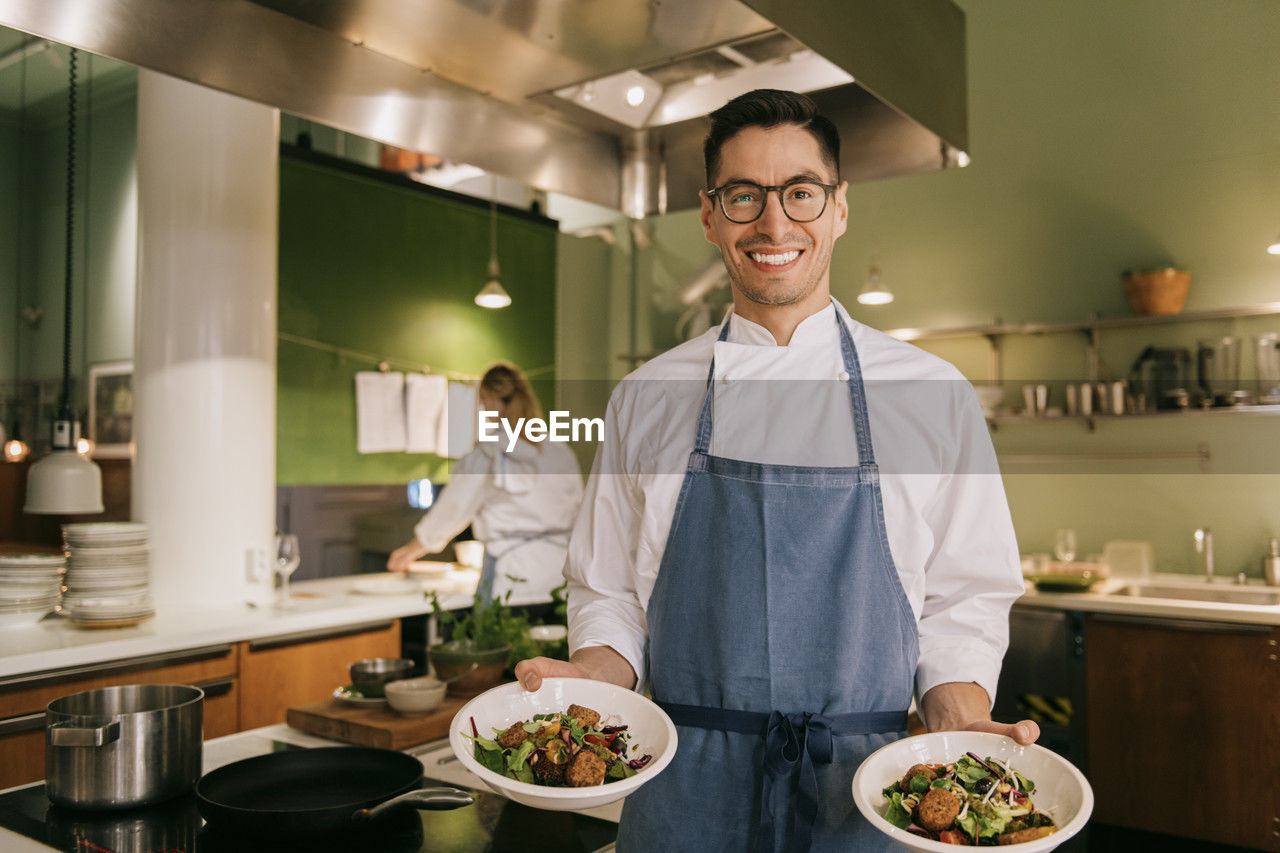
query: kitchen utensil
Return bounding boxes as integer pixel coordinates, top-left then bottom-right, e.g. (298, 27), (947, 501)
(46, 684), (203, 810)
(1256, 334), (1280, 404)
(453, 540), (485, 568)
(1264, 538), (1280, 587)
(1129, 347), (1191, 412)
(349, 657), (414, 697)
(1122, 268), (1189, 315)
(1102, 541), (1155, 579)
(195, 747), (472, 837)
(385, 676), (448, 715)
(288, 695), (465, 749)
(851, 730), (1093, 853)
(449, 677), (678, 811)
(1197, 336), (1242, 405)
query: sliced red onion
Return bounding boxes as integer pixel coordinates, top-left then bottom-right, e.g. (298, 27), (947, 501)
(965, 752), (999, 776)
(601, 725), (628, 734)
(628, 754), (652, 770)
(906, 825), (932, 838)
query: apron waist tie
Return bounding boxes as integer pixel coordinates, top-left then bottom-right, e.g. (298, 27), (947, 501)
(656, 701), (907, 853)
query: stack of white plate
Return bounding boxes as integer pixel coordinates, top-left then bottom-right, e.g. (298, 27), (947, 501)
(0, 553), (64, 629)
(62, 523), (155, 628)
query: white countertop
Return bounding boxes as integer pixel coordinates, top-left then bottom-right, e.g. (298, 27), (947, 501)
(1014, 573), (1280, 625)
(0, 572), (553, 680)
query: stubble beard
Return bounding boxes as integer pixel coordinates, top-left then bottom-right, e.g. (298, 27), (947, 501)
(726, 238), (831, 307)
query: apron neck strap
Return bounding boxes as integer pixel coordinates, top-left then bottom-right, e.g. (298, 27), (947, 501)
(692, 305), (877, 466)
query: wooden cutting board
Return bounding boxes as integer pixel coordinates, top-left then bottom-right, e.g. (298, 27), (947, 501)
(286, 696), (467, 750)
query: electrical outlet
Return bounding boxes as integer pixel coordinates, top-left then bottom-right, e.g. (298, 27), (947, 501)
(245, 545), (269, 583)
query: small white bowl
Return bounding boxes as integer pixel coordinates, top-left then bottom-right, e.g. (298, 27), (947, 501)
(851, 731), (1093, 853)
(449, 677), (677, 811)
(453, 540), (485, 569)
(384, 676), (447, 716)
(528, 624), (567, 643)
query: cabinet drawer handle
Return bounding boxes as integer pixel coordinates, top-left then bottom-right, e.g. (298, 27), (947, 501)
(47, 720), (121, 748)
(0, 711), (47, 737)
(191, 677), (235, 699)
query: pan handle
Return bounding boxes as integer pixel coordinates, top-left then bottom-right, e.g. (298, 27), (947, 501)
(47, 719), (121, 747)
(356, 787), (474, 821)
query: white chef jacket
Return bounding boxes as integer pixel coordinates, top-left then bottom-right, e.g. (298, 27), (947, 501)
(565, 299), (1024, 704)
(414, 439), (584, 602)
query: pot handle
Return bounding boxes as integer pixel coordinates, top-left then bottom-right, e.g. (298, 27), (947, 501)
(47, 719), (121, 747)
(356, 787), (473, 821)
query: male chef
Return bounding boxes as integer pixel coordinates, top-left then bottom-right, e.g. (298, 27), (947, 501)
(515, 89), (1035, 852)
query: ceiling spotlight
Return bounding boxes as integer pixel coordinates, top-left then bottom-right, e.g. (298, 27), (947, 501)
(625, 85), (646, 107)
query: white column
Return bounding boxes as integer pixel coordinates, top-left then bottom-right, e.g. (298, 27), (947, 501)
(134, 72), (278, 610)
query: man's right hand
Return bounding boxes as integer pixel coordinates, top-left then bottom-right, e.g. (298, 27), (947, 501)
(514, 645), (637, 692)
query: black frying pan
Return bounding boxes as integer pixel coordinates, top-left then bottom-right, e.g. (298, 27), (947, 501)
(196, 747), (472, 837)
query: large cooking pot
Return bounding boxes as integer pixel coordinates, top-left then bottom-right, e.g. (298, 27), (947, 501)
(46, 684), (203, 810)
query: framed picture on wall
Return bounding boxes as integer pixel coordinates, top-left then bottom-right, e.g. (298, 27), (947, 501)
(88, 361), (134, 458)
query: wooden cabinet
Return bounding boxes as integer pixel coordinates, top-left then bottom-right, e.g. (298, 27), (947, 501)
(0, 644), (238, 790)
(237, 620), (401, 730)
(1085, 614), (1280, 851)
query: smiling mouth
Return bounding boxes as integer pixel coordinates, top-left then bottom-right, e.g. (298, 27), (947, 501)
(746, 249), (802, 266)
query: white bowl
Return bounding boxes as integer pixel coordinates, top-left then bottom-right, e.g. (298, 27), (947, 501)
(851, 731), (1092, 853)
(528, 624), (568, 643)
(974, 385), (1006, 416)
(385, 676), (448, 715)
(449, 677), (677, 811)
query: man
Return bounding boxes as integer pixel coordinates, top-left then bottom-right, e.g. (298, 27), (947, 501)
(516, 89), (1034, 852)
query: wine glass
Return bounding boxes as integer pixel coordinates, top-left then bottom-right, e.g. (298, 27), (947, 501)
(275, 533), (301, 608)
(1054, 528), (1077, 565)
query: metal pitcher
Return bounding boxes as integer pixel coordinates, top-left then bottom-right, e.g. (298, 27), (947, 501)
(1196, 337), (1242, 404)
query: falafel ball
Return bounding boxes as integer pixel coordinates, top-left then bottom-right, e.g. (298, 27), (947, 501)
(914, 787), (962, 832)
(496, 722), (528, 750)
(900, 763), (937, 791)
(566, 704), (601, 730)
(565, 747), (609, 787)
(531, 751), (567, 784)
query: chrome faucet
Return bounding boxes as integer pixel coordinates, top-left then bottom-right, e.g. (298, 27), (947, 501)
(1194, 528), (1214, 582)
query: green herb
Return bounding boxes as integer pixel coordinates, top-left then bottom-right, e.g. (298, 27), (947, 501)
(908, 774), (931, 794)
(430, 591), (539, 670)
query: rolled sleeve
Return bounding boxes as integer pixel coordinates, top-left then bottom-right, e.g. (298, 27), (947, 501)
(915, 385), (1024, 707)
(412, 450), (488, 553)
(564, 392), (649, 691)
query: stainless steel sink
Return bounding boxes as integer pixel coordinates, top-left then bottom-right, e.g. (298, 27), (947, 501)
(1116, 583), (1280, 606)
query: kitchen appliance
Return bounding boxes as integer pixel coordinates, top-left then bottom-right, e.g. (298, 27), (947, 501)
(1129, 346), (1191, 412)
(1257, 333), (1280, 404)
(45, 684), (203, 810)
(1197, 336), (1242, 405)
(0, 732), (621, 853)
(196, 747), (471, 837)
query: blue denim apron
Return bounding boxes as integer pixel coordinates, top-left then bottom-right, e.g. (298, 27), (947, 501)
(617, 309), (917, 853)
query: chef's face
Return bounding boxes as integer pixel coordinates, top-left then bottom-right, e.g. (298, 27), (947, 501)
(700, 124), (848, 309)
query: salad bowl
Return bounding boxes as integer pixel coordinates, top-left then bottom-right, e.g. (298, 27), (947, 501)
(851, 730), (1092, 852)
(449, 677), (677, 811)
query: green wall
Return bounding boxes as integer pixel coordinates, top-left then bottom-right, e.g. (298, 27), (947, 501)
(604, 0), (1280, 577)
(277, 154), (558, 485)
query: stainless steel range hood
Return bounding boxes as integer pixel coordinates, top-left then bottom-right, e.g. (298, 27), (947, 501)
(0, 0), (967, 216)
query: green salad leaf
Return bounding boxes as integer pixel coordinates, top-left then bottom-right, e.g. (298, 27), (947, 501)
(884, 792), (912, 829)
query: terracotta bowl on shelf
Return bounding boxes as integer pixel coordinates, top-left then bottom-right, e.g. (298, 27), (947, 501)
(1123, 268), (1189, 316)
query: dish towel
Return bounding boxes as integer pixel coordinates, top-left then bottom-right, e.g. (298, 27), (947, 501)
(355, 371), (407, 453)
(442, 380), (479, 459)
(405, 373), (449, 454)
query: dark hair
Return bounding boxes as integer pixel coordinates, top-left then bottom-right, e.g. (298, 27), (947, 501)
(703, 89), (841, 186)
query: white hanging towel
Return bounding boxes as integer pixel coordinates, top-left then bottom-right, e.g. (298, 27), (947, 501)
(442, 380), (479, 458)
(404, 373), (449, 454)
(355, 371), (407, 453)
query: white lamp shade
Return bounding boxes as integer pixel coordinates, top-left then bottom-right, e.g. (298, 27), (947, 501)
(475, 277), (512, 308)
(857, 266), (894, 305)
(24, 449), (105, 514)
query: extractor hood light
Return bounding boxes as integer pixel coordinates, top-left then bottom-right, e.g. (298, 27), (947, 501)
(1267, 231), (1280, 254)
(956, 151), (971, 167)
(625, 86), (646, 107)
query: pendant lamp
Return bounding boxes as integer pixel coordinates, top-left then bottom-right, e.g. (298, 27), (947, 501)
(25, 47), (104, 514)
(474, 177), (511, 309)
(856, 254), (894, 305)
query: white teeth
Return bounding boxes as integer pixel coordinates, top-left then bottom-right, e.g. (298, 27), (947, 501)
(748, 250), (800, 265)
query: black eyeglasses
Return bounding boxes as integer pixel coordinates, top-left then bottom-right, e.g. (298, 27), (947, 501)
(706, 179), (838, 224)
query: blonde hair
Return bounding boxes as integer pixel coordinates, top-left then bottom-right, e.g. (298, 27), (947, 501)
(480, 362), (542, 423)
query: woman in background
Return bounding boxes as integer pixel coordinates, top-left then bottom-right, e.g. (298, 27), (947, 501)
(388, 362), (583, 604)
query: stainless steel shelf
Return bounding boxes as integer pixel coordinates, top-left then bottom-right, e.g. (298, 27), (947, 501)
(988, 403), (1280, 425)
(887, 302), (1280, 342)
